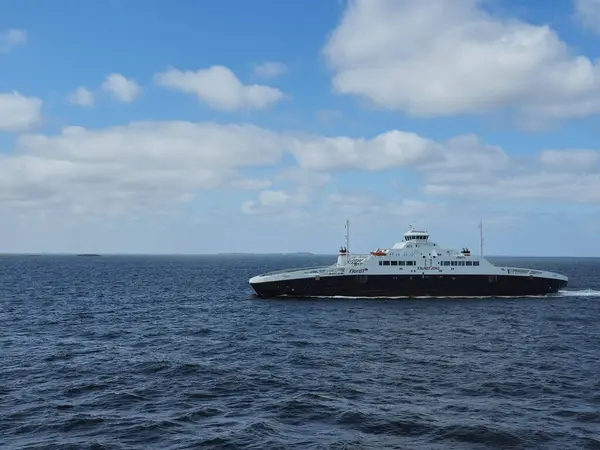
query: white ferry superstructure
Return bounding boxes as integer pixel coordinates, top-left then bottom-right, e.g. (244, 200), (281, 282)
(249, 221), (568, 298)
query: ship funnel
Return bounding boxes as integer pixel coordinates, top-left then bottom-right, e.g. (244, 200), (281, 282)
(337, 246), (348, 266)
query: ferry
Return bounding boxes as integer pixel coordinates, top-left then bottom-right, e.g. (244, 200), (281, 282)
(248, 221), (568, 298)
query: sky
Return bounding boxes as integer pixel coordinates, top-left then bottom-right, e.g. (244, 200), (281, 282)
(2, 0), (600, 256)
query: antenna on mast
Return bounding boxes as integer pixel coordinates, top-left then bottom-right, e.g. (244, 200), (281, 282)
(479, 220), (484, 256)
(345, 219), (350, 256)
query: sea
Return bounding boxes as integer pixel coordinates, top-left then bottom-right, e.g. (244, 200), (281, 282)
(1, 254), (600, 450)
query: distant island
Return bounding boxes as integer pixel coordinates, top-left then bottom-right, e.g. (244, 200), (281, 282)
(215, 252), (317, 256)
(76, 254), (102, 257)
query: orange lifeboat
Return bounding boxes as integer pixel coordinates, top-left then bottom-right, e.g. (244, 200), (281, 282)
(370, 248), (387, 256)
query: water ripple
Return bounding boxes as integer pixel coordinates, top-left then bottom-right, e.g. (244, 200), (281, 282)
(1, 255), (600, 449)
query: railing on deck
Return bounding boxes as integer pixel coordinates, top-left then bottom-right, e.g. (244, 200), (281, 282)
(258, 253), (374, 277)
(501, 267), (543, 276)
(259, 265), (333, 276)
(260, 265), (347, 277)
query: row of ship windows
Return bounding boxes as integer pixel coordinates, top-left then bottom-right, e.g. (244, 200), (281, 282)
(378, 260), (416, 266)
(441, 261), (480, 266)
(378, 260), (481, 266)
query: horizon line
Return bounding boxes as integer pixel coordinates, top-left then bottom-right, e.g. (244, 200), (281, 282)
(0, 252), (596, 258)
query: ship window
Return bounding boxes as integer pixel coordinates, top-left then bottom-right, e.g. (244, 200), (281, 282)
(398, 261), (405, 266)
(379, 261), (383, 265)
(474, 261), (480, 266)
(451, 261), (457, 266)
(459, 261), (465, 266)
(391, 260), (397, 266)
(466, 261), (473, 266)
(383, 260), (390, 265)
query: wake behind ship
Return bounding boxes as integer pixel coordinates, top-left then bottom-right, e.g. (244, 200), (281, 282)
(249, 222), (568, 298)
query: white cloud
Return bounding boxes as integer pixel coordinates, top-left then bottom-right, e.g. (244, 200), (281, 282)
(229, 178), (272, 190)
(67, 87), (95, 107)
(0, 91), (42, 132)
(239, 131), (511, 219)
(3, 117), (600, 226)
(274, 167), (333, 190)
(241, 189), (309, 218)
(0, 29), (26, 53)
(539, 148), (600, 170)
(423, 147), (600, 203)
(424, 172), (600, 203)
(323, 0), (600, 120)
(575, 0), (600, 34)
(154, 65), (284, 111)
(0, 121), (283, 215)
(286, 130), (508, 178)
(101, 73), (141, 103)
(287, 131), (434, 171)
(241, 168), (332, 218)
(252, 61), (287, 78)
(326, 192), (444, 218)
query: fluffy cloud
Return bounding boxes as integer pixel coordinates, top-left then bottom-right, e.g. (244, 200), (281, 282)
(539, 148), (600, 170)
(326, 192), (445, 218)
(67, 87), (95, 107)
(0, 121), (282, 214)
(423, 148), (600, 203)
(575, 0), (600, 34)
(323, 0), (600, 120)
(252, 61), (287, 78)
(229, 178), (272, 190)
(241, 189), (310, 218)
(154, 65), (284, 111)
(424, 172), (600, 203)
(0, 91), (42, 132)
(101, 73), (141, 103)
(0, 29), (26, 53)
(286, 130), (509, 179)
(274, 167), (333, 190)
(240, 132), (512, 218)
(2, 118), (600, 221)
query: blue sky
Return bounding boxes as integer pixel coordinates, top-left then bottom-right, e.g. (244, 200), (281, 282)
(2, 0), (600, 256)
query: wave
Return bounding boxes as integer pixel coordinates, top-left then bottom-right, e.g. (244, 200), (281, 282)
(286, 289), (600, 300)
(557, 289), (600, 297)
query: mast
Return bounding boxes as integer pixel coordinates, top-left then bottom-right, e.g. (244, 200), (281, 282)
(479, 220), (483, 256)
(345, 219), (350, 256)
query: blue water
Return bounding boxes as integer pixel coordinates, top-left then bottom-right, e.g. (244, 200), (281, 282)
(1, 255), (600, 449)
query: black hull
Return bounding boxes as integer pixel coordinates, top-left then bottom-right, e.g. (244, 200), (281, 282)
(250, 274), (567, 298)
